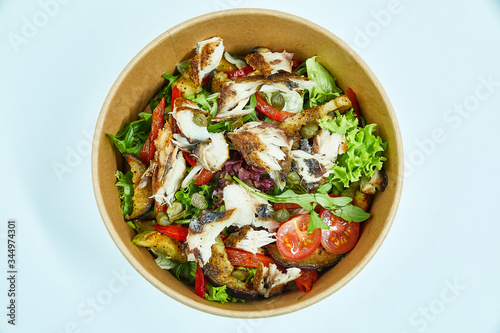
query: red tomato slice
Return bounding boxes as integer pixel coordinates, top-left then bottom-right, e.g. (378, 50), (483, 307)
(319, 209), (360, 254)
(276, 214), (321, 261)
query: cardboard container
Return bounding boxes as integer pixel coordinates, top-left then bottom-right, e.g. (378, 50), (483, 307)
(92, 9), (403, 318)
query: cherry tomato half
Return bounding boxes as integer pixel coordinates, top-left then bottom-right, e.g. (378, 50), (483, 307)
(319, 209), (360, 254)
(276, 214), (321, 261)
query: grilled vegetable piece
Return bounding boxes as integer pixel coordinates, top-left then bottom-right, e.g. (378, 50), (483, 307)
(124, 154), (154, 221)
(265, 243), (344, 269)
(203, 237), (258, 299)
(352, 190), (374, 212)
(132, 230), (186, 263)
(360, 168), (388, 194)
(280, 95), (352, 147)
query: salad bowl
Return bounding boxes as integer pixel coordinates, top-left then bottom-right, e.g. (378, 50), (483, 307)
(92, 8), (403, 318)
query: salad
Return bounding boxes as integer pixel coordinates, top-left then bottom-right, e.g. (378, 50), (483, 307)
(108, 37), (388, 303)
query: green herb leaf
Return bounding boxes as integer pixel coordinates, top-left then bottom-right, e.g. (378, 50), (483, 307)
(114, 170), (134, 216)
(187, 89), (220, 117)
(205, 282), (245, 304)
(334, 205), (371, 222)
(308, 204), (329, 232)
(107, 113), (152, 156)
(171, 261), (197, 285)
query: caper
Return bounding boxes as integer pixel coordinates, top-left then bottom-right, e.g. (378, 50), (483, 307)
(191, 192), (207, 210)
(270, 92), (285, 111)
(274, 208), (290, 223)
(300, 123), (319, 139)
(230, 117), (244, 130)
(232, 270), (249, 281)
(167, 201), (184, 221)
(156, 212), (170, 226)
(286, 171), (300, 186)
(193, 113), (207, 127)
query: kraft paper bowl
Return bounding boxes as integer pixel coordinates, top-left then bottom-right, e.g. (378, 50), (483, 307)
(92, 8), (403, 318)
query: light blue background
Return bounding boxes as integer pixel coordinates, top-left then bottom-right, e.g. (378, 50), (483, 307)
(1, 0), (499, 332)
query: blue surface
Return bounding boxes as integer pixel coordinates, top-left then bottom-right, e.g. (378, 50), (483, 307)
(1, 0), (499, 332)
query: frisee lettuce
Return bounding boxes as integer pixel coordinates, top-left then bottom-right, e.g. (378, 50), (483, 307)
(114, 170), (134, 216)
(319, 110), (387, 189)
(205, 282), (245, 304)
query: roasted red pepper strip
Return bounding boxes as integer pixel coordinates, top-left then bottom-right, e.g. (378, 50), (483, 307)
(295, 269), (318, 293)
(138, 98), (165, 164)
(195, 265), (206, 299)
(255, 93), (295, 122)
(155, 203), (167, 215)
(291, 58), (301, 70)
(193, 168), (214, 185)
(171, 85), (181, 111)
(226, 247), (275, 268)
(183, 153), (197, 167)
(152, 225), (189, 242)
(345, 88), (361, 122)
(225, 65), (255, 78)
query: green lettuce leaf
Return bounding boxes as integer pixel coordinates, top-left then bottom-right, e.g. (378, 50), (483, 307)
(321, 112), (388, 188)
(114, 170), (134, 217)
(305, 56), (342, 107)
(187, 90), (220, 117)
(205, 283), (245, 304)
(152, 250), (177, 270)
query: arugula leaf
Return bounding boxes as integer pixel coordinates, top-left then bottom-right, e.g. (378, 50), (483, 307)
(114, 170), (134, 216)
(305, 56), (343, 108)
(187, 90), (219, 117)
(205, 282), (245, 304)
(107, 112), (152, 156)
(171, 261), (197, 285)
(333, 205), (371, 223)
(207, 110), (258, 133)
(309, 204), (329, 232)
(234, 177), (369, 228)
(150, 72), (180, 110)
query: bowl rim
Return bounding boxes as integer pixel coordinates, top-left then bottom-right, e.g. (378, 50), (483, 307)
(92, 8), (403, 318)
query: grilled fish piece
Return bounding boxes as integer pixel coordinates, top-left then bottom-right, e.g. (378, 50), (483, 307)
(224, 225), (276, 255)
(214, 77), (265, 122)
(172, 97), (211, 143)
(246, 51), (293, 77)
(253, 263), (301, 298)
(312, 129), (348, 163)
(188, 37), (224, 88)
(186, 209), (241, 265)
(227, 121), (291, 189)
(193, 132), (229, 172)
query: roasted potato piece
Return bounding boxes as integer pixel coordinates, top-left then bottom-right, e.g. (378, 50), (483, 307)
(208, 71), (230, 93)
(203, 238), (258, 299)
(352, 190), (373, 212)
(174, 71), (198, 97)
(132, 230), (186, 262)
(124, 154), (153, 221)
(265, 244), (343, 269)
(280, 95), (352, 147)
(216, 57), (238, 72)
